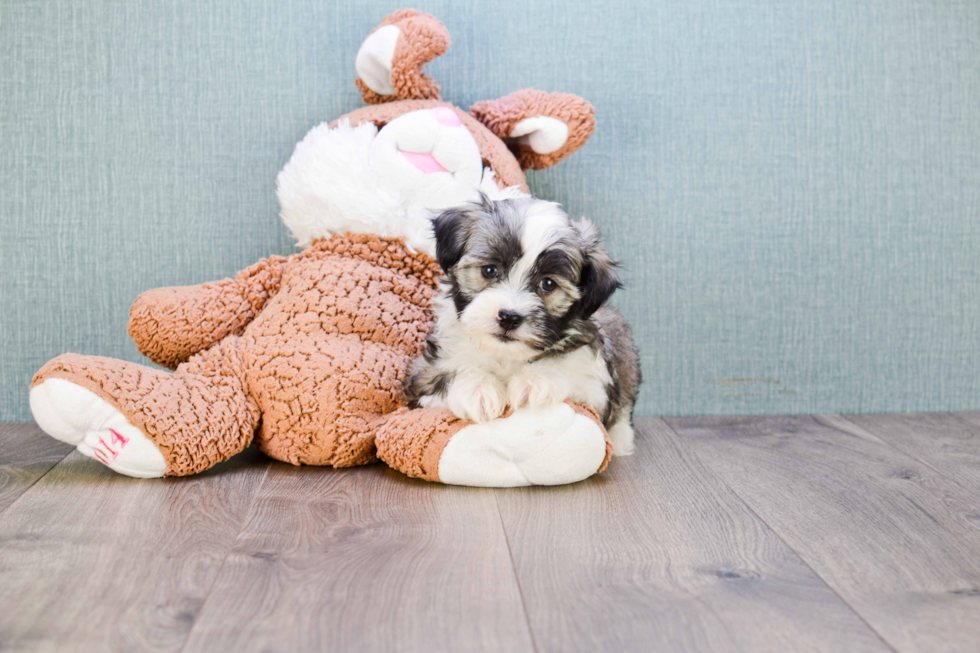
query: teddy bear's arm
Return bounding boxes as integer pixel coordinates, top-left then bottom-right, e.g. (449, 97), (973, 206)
(127, 255), (290, 369)
(376, 402), (613, 487)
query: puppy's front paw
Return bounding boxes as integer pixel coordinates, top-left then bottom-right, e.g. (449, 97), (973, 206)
(447, 375), (507, 423)
(508, 368), (569, 410)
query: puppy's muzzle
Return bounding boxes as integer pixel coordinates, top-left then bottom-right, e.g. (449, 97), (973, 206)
(497, 310), (524, 332)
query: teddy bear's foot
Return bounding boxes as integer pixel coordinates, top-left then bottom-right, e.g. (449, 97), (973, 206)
(30, 378), (166, 478)
(377, 402), (611, 487)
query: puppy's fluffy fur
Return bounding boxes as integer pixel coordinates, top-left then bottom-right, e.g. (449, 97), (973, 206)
(405, 195), (641, 455)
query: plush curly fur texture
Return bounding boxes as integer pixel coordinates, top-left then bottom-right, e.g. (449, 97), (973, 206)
(35, 235), (443, 475)
(470, 89), (597, 170)
(374, 406), (469, 482)
(355, 9), (449, 105)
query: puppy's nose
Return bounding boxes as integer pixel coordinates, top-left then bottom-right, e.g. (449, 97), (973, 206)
(497, 310), (524, 331)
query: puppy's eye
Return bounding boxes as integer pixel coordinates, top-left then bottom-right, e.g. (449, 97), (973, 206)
(481, 265), (498, 279)
(539, 278), (557, 294)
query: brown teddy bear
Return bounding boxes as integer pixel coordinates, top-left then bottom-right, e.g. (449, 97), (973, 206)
(29, 9), (614, 486)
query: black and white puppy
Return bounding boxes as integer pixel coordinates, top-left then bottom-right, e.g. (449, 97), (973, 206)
(404, 195), (641, 455)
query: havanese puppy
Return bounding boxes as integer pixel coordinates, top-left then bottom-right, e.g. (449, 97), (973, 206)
(404, 194), (641, 455)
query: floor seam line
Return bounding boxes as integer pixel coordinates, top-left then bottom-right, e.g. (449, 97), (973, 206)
(657, 416), (902, 653)
(0, 447), (74, 520)
(176, 461), (273, 653)
(493, 489), (539, 653)
(834, 413), (980, 502)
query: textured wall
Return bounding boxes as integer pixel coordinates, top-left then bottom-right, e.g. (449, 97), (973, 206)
(2, 0), (979, 420)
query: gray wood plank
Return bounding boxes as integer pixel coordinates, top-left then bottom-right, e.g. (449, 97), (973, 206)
(0, 447), (268, 653)
(0, 422), (72, 515)
(954, 412), (980, 429)
(495, 417), (891, 653)
(666, 414), (980, 653)
(843, 413), (980, 497)
(181, 462), (534, 653)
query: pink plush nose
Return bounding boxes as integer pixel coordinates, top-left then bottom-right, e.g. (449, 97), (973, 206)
(400, 151), (449, 174)
(431, 107), (461, 127)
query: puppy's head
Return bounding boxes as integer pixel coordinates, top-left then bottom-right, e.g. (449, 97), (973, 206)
(432, 195), (620, 359)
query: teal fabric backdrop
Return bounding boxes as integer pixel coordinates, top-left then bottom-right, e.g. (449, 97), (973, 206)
(2, 0), (979, 420)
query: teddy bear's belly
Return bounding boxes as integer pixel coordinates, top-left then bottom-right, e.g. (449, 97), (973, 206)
(241, 326), (411, 466)
(251, 256), (434, 356)
(234, 257), (435, 466)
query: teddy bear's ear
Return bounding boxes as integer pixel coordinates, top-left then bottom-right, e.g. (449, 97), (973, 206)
(469, 90), (596, 171)
(355, 10), (450, 105)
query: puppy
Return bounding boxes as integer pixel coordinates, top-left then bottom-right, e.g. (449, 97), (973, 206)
(404, 195), (641, 455)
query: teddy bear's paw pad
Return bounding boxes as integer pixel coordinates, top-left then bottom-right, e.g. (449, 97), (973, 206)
(30, 379), (166, 478)
(356, 24), (400, 96)
(30, 378), (115, 445)
(437, 403), (608, 487)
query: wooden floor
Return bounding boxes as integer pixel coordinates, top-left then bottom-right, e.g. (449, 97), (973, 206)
(2, 414), (980, 653)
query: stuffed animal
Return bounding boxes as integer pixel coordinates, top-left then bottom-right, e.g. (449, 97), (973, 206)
(29, 9), (613, 487)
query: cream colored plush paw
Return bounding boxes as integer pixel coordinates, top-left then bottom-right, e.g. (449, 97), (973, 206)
(437, 403), (608, 487)
(30, 378), (166, 478)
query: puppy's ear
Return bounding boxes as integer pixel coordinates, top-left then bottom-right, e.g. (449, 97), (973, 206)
(431, 207), (472, 272)
(574, 219), (621, 318)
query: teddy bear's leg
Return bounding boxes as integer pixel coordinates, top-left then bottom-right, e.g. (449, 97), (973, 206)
(376, 402), (613, 487)
(30, 337), (259, 477)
